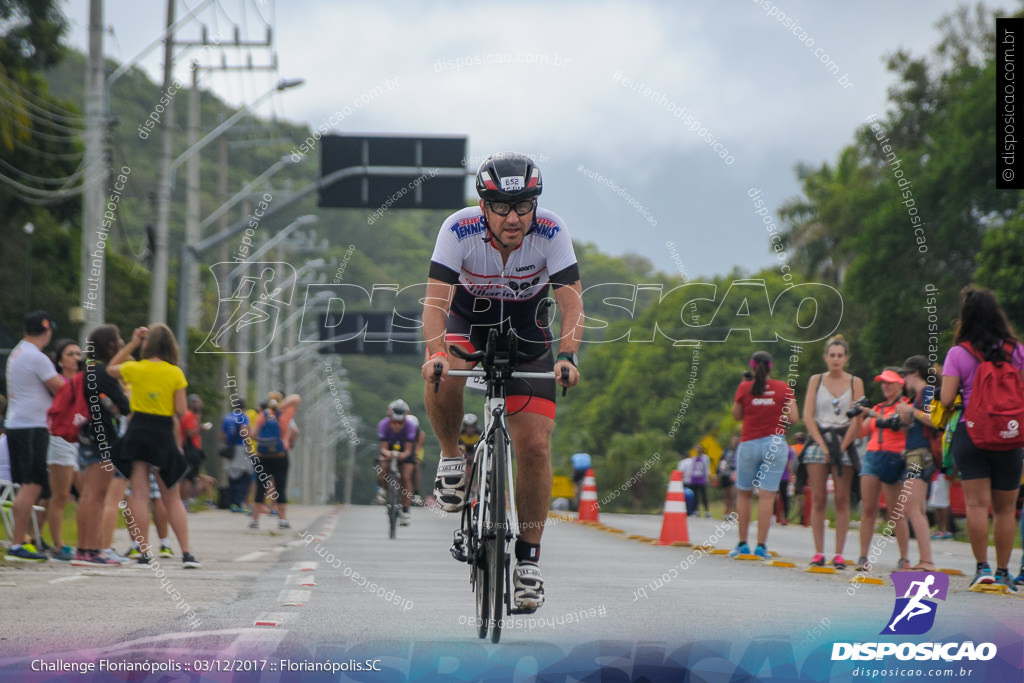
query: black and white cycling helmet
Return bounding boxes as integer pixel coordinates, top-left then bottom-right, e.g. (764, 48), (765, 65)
(389, 399), (409, 418)
(475, 152), (542, 202)
(462, 413), (478, 427)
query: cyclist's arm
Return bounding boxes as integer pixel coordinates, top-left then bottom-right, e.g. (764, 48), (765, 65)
(379, 439), (391, 458)
(552, 279), (583, 353)
(421, 278), (456, 380)
(552, 280), (583, 388)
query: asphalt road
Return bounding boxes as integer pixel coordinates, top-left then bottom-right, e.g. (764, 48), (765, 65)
(1, 504), (1022, 681)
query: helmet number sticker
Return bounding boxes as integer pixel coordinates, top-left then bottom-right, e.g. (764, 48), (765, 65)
(500, 176), (525, 191)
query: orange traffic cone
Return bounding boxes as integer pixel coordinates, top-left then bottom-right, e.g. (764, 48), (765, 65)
(577, 469), (600, 523)
(655, 470), (690, 545)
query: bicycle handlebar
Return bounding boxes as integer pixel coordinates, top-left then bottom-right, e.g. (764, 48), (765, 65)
(434, 365), (571, 396)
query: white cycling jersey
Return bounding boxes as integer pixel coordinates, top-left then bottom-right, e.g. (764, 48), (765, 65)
(428, 206), (579, 342)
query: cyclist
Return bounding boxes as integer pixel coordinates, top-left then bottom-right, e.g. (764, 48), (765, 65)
(377, 399), (417, 526)
(458, 413), (481, 463)
(421, 152), (583, 613)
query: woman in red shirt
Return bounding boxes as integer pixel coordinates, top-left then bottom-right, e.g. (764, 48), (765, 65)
(729, 351), (798, 560)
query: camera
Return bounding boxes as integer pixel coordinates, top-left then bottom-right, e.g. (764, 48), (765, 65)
(846, 396), (870, 418)
(875, 414), (904, 431)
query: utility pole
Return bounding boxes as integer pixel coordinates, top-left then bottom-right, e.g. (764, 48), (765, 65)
(149, 0), (176, 324)
(79, 0), (105, 339)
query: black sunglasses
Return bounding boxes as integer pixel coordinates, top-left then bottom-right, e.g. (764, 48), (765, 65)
(487, 200), (535, 216)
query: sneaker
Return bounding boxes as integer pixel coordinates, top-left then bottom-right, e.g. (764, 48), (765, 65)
(704, 512), (712, 519)
(49, 545), (74, 562)
(374, 489), (386, 505)
(103, 548), (132, 564)
(249, 520), (259, 529)
(754, 545), (770, 560)
(855, 556), (871, 572)
(159, 545), (174, 558)
(400, 511), (410, 527)
(278, 519), (291, 530)
(896, 557), (911, 571)
(135, 552), (153, 566)
(1014, 568), (1024, 587)
(832, 555), (847, 570)
(71, 550), (121, 567)
(5, 543), (48, 563)
(125, 547), (141, 559)
(269, 508), (278, 516)
(970, 564), (995, 589)
(433, 456), (468, 513)
(513, 561), (545, 612)
(411, 494), (424, 507)
(995, 572), (1017, 593)
(809, 553), (826, 567)
(728, 542), (751, 558)
(182, 552), (201, 569)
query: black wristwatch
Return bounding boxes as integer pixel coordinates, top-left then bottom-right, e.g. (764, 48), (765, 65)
(556, 351), (578, 367)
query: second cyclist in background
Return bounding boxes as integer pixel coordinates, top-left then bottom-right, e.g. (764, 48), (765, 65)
(377, 400), (418, 526)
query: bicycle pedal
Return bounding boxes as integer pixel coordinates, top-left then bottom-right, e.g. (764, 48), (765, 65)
(450, 531), (468, 563)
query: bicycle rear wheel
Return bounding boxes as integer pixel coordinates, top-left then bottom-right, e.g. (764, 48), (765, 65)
(488, 433), (507, 644)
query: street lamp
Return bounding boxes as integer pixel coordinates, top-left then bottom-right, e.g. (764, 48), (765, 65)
(150, 77), (305, 326)
(23, 222), (34, 316)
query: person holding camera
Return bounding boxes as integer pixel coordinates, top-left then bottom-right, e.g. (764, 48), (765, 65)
(853, 368), (912, 572)
(801, 335), (865, 569)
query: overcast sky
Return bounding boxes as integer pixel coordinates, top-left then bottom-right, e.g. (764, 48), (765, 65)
(63, 0), (977, 279)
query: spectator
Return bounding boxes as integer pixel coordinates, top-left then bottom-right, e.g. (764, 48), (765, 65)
(108, 324), (200, 568)
(180, 394), (216, 507)
(776, 441), (795, 525)
(801, 335), (864, 570)
(853, 368), (912, 572)
(729, 351), (798, 560)
(689, 445), (712, 518)
(4, 311), (63, 562)
(71, 325), (131, 567)
(123, 474), (173, 559)
(571, 451), (592, 510)
(939, 286), (1024, 592)
(251, 391), (300, 530)
(717, 435), (739, 519)
(895, 355), (937, 571)
(220, 401), (251, 512)
(44, 337), (83, 561)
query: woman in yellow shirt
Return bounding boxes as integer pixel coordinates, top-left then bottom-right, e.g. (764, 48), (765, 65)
(108, 324), (200, 568)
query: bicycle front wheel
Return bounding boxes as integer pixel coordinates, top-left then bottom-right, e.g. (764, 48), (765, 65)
(488, 433), (507, 644)
(387, 466), (400, 539)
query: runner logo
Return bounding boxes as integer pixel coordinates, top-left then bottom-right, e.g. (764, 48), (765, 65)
(196, 262), (296, 354)
(881, 571), (948, 636)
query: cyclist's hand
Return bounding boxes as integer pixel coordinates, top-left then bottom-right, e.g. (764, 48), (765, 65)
(422, 354), (450, 383)
(554, 360), (579, 388)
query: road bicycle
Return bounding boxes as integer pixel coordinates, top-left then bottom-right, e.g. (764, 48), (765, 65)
(435, 328), (567, 643)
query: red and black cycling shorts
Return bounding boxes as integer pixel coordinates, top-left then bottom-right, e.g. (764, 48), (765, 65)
(442, 316), (556, 420)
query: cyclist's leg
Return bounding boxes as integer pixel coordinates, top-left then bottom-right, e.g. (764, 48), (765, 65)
(507, 411), (554, 544)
